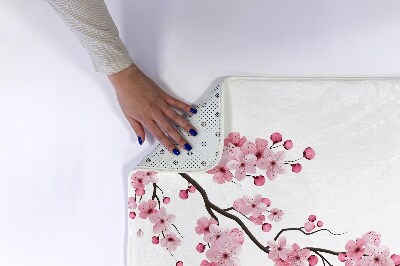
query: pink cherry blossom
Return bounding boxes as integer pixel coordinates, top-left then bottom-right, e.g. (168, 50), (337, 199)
(233, 194), (267, 216)
(135, 187), (145, 196)
(304, 221), (315, 232)
(241, 138), (269, 161)
(362, 231), (381, 247)
(195, 216), (218, 235)
(288, 243), (311, 266)
(249, 214), (266, 225)
(160, 233), (181, 251)
(268, 208), (284, 222)
(130, 171), (154, 190)
(224, 132), (247, 148)
(233, 198), (251, 215)
(226, 149), (257, 180)
(149, 207), (175, 234)
(262, 223), (272, 232)
(201, 260), (217, 266)
(283, 140), (293, 150)
(256, 148), (286, 180)
(203, 224), (230, 244)
(271, 132), (283, 144)
(262, 197), (271, 207)
(267, 236), (293, 261)
(346, 238), (366, 259)
(206, 157), (233, 184)
(138, 199), (158, 219)
(360, 244), (394, 266)
(206, 237), (242, 266)
(303, 147), (315, 160)
(230, 228), (245, 244)
(253, 175), (266, 186)
(128, 197), (137, 210)
(273, 257), (291, 266)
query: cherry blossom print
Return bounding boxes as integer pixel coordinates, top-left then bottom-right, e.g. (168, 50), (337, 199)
(345, 238), (366, 260)
(257, 148), (286, 180)
(128, 197), (137, 210)
(224, 132), (247, 148)
(268, 208), (284, 223)
(267, 236), (293, 261)
(308, 215), (317, 222)
(391, 254), (400, 266)
(308, 255), (318, 266)
(226, 148), (257, 180)
(129, 212), (136, 219)
(203, 224), (230, 245)
(249, 214), (266, 225)
(160, 233), (181, 252)
(176, 261), (184, 266)
(303, 147), (315, 160)
(205, 236), (242, 266)
(317, 221), (323, 227)
(138, 199), (158, 219)
(206, 157), (234, 184)
(197, 243), (206, 253)
(195, 217), (218, 236)
(131, 171), (156, 190)
(362, 231), (381, 247)
(304, 221), (315, 232)
(152, 235), (159, 244)
(229, 228), (245, 245)
(283, 140), (293, 150)
(149, 207), (175, 234)
(253, 175), (266, 186)
(179, 189), (189, 199)
(233, 194), (267, 216)
(291, 163), (302, 173)
(262, 223), (272, 232)
(270, 132), (283, 144)
(287, 243), (311, 266)
(360, 244), (395, 266)
(201, 260), (217, 266)
(241, 138), (269, 161)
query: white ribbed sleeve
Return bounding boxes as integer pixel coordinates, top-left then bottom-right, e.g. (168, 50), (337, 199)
(46, 0), (134, 75)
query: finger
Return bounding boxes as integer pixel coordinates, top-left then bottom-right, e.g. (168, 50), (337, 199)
(125, 115), (145, 145)
(154, 111), (192, 152)
(144, 120), (181, 156)
(162, 105), (197, 137)
(165, 95), (197, 115)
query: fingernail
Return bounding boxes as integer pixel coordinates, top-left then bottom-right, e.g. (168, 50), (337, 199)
(190, 107), (197, 114)
(184, 143), (192, 151)
(189, 129), (197, 136)
(138, 136), (143, 145)
(173, 148), (180, 156)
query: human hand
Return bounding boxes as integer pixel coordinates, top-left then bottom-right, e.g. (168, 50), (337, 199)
(108, 64), (197, 155)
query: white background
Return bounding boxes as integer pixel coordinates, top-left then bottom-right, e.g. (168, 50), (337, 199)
(1, 1), (400, 266)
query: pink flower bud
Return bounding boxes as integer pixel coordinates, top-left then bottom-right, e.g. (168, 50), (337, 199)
(303, 147), (315, 160)
(137, 229), (144, 238)
(308, 255), (318, 266)
(283, 140), (293, 150)
(308, 214), (317, 222)
(253, 175), (266, 186)
(152, 236), (159, 244)
(304, 221), (315, 232)
(129, 212), (136, 219)
(135, 187), (145, 196)
(196, 243), (205, 253)
(163, 197), (170, 204)
(179, 189), (189, 199)
(128, 197), (137, 209)
(317, 220), (323, 227)
(291, 163), (302, 173)
(270, 132), (282, 144)
(261, 197), (271, 207)
(262, 223), (272, 232)
(188, 185), (197, 193)
(338, 253), (347, 262)
(176, 261), (184, 266)
(391, 254), (400, 266)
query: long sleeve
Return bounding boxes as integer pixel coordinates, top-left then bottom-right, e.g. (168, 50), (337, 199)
(46, 0), (134, 75)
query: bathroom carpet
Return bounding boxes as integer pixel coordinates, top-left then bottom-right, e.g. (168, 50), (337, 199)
(127, 77), (400, 266)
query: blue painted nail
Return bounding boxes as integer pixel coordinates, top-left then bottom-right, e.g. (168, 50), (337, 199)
(189, 129), (197, 136)
(173, 148), (180, 156)
(184, 143), (192, 151)
(190, 107), (197, 114)
(138, 136), (143, 145)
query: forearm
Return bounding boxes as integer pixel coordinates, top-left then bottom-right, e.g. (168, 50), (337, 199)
(46, 0), (134, 75)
